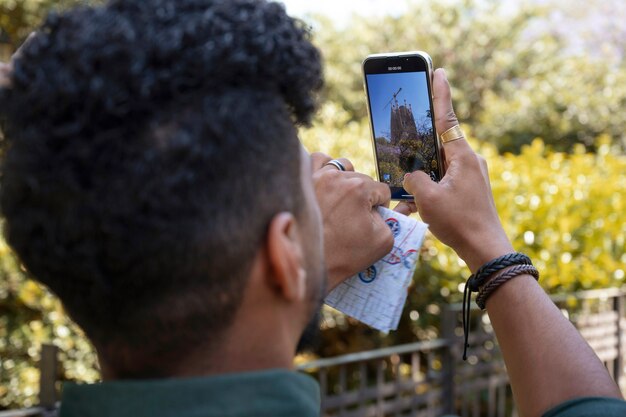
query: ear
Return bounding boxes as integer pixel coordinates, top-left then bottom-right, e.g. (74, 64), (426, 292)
(266, 212), (307, 302)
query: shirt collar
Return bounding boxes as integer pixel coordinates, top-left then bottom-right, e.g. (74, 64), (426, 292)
(59, 369), (320, 417)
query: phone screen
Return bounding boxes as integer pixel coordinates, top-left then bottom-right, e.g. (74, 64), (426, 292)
(364, 55), (441, 199)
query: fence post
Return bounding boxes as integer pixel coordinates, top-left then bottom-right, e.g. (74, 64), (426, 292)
(441, 306), (457, 415)
(614, 294), (624, 390)
(39, 344), (59, 409)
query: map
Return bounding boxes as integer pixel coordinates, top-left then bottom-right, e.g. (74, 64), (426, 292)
(325, 206), (428, 332)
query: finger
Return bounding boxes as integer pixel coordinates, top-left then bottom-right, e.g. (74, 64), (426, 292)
(432, 68), (474, 161)
(393, 201), (417, 216)
(403, 170), (437, 205)
(433, 68), (458, 134)
(335, 157), (354, 172)
(363, 178), (391, 208)
(371, 216), (394, 258)
(320, 157), (354, 172)
(310, 152), (332, 170)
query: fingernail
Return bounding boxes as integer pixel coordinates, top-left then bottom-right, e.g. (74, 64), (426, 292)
(441, 68), (447, 79)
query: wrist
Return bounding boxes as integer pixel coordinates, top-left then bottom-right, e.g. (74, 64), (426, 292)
(460, 238), (514, 273)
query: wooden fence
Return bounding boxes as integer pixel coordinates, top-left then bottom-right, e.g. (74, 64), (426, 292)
(298, 287), (626, 417)
(2, 287), (625, 417)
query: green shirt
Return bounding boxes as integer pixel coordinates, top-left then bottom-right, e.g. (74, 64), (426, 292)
(59, 369), (320, 417)
(542, 396), (626, 417)
(59, 369), (626, 417)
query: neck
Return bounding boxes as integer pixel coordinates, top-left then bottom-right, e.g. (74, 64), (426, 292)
(99, 258), (307, 380)
(99, 291), (299, 380)
(99, 318), (296, 380)
(173, 310), (296, 377)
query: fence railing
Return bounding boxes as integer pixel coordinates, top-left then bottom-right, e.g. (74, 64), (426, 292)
(298, 287), (626, 417)
(0, 345), (59, 417)
(2, 288), (625, 417)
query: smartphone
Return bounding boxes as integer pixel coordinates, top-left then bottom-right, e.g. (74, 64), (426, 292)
(363, 51), (444, 200)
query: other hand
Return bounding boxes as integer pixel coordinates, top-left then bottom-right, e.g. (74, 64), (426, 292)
(311, 153), (394, 291)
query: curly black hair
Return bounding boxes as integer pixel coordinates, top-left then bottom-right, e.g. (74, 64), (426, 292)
(0, 0), (323, 377)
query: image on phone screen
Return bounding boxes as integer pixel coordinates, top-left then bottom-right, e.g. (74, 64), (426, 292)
(365, 69), (440, 189)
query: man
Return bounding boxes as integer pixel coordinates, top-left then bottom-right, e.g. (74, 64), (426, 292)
(0, 1), (624, 416)
(0, 0), (393, 404)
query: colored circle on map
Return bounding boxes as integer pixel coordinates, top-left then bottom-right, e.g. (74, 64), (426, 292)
(402, 249), (418, 269)
(386, 218), (401, 238)
(358, 265), (377, 283)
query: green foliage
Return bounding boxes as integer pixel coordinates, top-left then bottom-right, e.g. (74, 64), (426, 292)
(313, 135), (626, 357)
(310, 0), (626, 152)
(0, 0), (103, 49)
(0, 238), (99, 409)
(1, 0), (626, 409)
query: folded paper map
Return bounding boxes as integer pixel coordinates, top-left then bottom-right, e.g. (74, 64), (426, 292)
(325, 206), (428, 332)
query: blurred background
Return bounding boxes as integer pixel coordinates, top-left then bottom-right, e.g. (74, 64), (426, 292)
(1, 0), (625, 409)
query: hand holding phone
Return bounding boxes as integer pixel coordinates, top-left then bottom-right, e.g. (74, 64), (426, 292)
(363, 51), (443, 200)
(402, 68), (513, 272)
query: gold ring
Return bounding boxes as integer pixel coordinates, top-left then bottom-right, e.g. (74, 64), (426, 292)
(440, 125), (465, 144)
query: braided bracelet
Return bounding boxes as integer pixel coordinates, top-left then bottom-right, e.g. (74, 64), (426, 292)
(467, 252), (532, 291)
(462, 252), (534, 360)
(476, 264), (539, 310)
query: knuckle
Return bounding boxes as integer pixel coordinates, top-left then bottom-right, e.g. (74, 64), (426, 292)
(351, 177), (367, 193)
(444, 109), (458, 125)
(313, 168), (336, 186)
(382, 184), (391, 200)
(459, 151), (478, 166)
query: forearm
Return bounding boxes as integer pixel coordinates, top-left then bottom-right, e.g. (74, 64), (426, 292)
(402, 70), (623, 416)
(486, 274), (623, 417)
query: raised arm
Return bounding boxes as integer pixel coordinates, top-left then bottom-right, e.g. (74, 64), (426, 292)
(403, 68), (623, 417)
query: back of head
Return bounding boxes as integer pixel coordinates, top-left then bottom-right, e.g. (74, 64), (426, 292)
(0, 0), (322, 377)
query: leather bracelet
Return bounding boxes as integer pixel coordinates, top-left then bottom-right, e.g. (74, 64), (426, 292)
(476, 264), (539, 310)
(467, 252), (532, 291)
(462, 252), (534, 360)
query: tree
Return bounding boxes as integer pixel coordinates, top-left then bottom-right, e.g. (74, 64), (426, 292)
(307, 0), (626, 152)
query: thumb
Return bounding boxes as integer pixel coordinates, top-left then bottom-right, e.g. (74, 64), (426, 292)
(432, 68), (474, 161)
(403, 171), (437, 202)
(433, 68), (458, 134)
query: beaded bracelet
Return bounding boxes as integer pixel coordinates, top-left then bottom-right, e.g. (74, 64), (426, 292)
(462, 252), (534, 360)
(476, 264), (539, 310)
